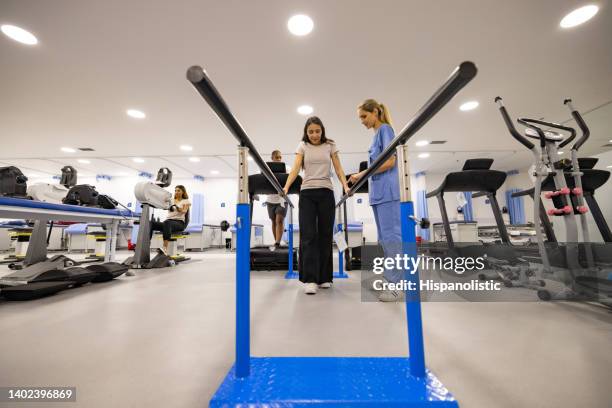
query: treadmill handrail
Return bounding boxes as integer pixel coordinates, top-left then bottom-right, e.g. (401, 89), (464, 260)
(518, 117), (576, 148)
(563, 98), (590, 151)
(186, 66), (294, 208)
(336, 61), (478, 207)
(495, 97), (535, 150)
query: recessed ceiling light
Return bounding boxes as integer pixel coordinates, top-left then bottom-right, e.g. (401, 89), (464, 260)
(607, 165), (612, 169)
(415, 140), (430, 147)
(558, 151), (564, 155)
(609, 139), (612, 143)
(1, 24), (38, 45)
(61, 147), (76, 153)
(459, 101), (479, 111)
(77, 159), (91, 164)
(133, 158), (145, 163)
(297, 105), (314, 115)
(418, 153), (430, 159)
(180, 145), (193, 151)
(189, 157), (200, 162)
(126, 109), (146, 119)
(560, 5), (599, 28)
(287, 15), (314, 36)
(210, 170), (220, 175)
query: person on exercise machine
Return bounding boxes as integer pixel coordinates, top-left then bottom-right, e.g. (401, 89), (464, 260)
(151, 185), (191, 255)
(266, 150), (287, 251)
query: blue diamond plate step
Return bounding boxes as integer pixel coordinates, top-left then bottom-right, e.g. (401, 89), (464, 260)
(210, 357), (458, 407)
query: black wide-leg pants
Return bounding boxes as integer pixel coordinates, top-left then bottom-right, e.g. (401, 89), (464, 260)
(298, 188), (335, 284)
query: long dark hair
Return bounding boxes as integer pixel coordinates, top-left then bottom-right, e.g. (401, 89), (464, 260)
(301, 116), (333, 144)
(175, 185), (189, 199)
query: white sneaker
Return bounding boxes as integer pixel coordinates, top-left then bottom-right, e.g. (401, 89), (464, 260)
(269, 245), (277, 252)
(319, 282), (332, 289)
(304, 283), (318, 295)
(378, 289), (403, 302)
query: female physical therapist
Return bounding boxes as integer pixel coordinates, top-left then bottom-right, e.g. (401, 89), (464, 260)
(349, 99), (402, 302)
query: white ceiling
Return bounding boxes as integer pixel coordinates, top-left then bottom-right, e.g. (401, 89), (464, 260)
(1, 0), (611, 180)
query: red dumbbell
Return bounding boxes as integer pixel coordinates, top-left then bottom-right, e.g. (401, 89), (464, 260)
(576, 206), (588, 214)
(559, 187), (570, 195)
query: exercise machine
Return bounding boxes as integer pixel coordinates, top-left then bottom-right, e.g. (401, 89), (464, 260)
(426, 159), (542, 288)
(248, 161), (300, 271)
(27, 166), (77, 204)
(123, 167), (185, 268)
(495, 97), (612, 302)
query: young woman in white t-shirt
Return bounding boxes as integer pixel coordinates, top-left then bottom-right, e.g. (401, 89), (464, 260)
(150, 185), (191, 255)
(284, 116), (350, 295)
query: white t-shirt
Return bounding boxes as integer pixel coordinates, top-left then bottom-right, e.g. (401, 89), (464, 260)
(166, 198), (191, 222)
(296, 141), (338, 191)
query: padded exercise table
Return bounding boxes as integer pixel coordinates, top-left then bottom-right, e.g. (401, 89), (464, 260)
(0, 197), (138, 265)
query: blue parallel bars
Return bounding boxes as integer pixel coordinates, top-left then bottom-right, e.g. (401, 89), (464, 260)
(187, 61), (477, 405)
(235, 202), (251, 377)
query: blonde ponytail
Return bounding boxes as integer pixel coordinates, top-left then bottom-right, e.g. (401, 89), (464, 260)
(358, 99), (392, 126)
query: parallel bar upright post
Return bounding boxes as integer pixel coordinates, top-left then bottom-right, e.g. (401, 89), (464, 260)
(337, 206), (344, 275)
(397, 144), (426, 378)
(235, 146), (251, 378)
(288, 204), (294, 276)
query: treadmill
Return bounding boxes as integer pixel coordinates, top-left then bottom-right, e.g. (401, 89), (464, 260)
(426, 159), (542, 287)
(248, 162), (301, 271)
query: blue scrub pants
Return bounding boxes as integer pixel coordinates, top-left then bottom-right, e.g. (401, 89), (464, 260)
(372, 199), (403, 283)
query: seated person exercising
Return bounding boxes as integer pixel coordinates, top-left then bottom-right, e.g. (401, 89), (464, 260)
(266, 150), (287, 250)
(151, 185), (191, 255)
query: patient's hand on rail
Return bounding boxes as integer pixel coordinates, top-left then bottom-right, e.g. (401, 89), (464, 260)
(283, 186), (289, 196)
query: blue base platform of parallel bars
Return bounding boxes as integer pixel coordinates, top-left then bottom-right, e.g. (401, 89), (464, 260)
(284, 271), (349, 279)
(209, 357), (458, 407)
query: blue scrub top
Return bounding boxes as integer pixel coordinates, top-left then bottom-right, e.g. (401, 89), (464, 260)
(368, 124), (400, 205)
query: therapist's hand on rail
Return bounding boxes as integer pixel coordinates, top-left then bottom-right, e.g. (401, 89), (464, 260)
(348, 172), (364, 185)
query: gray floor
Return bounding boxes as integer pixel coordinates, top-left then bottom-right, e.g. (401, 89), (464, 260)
(0, 250), (611, 408)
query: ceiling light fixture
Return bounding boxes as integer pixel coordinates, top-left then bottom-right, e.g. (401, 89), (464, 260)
(560, 5), (599, 28)
(180, 145), (193, 151)
(415, 140), (430, 147)
(287, 15), (314, 36)
(297, 105), (314, 115)
(77, 159), (91, 164)
(133, 158), (145, 163)
(1, 24), (38, 45)
(459, 101), (479, 111)
(61, 147), (76, 153)
(126, 109), (146, 119)
(210, 170), (220, 175)
(418, 153), (430, 159)
(558, 151), (564, 155)
(189, 157), (200, 162)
